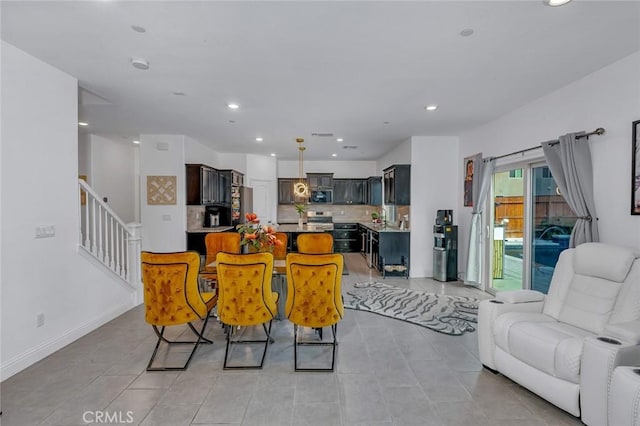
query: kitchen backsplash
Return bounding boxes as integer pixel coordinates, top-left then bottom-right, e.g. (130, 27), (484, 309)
(278, 204), (410, 225)
(186, 205), (206, 230)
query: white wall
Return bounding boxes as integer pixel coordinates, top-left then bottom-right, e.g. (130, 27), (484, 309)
(277, 160), (377, 178)
(139, 134), (187, 252)
(218, 153), (248, 174)
(88, 134), (137, 223)
(78, 132), (90, 177)
(246, 154), (278, 223)
(457, 50), (640, 276)
(184, 136), (220, 166)
(377, 139), (412, 173)
(410, 137), (459, 277)
(1, 42), (136, 380)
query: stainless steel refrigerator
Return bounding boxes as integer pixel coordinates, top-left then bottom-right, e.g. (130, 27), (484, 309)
(235, 186), (253, 225)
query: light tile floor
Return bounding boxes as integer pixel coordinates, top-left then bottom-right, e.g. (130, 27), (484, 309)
(1, 254), (583, 425)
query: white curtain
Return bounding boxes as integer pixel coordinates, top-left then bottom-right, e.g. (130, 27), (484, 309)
(465, 158), (495, 286)
(542, 133), (599, 247)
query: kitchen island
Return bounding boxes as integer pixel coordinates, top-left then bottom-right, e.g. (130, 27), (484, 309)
(186, 226), (235, 254)
(276, 223), (333, 253)
(357, 222), (410, 277)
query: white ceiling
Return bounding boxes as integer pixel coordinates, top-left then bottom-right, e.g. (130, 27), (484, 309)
(2, 1), (640, 160)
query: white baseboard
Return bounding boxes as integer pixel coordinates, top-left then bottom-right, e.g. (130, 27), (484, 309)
(0, 301), (135, 382)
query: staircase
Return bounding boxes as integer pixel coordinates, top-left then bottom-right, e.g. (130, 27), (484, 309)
(78, 179), (141, 291)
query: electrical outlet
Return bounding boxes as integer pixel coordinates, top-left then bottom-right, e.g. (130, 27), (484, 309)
(37, 313), (45, 328)
(162, 214), (172, 221)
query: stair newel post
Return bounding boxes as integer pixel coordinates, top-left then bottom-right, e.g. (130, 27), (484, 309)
(127, 223), (143, 303)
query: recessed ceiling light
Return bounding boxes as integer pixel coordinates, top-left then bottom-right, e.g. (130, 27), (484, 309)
(255, 137), (263, 142)
(425, 105), (438, 111)
(172, 91), (186, 96)
(460, 28), (474, 37)
(229, 120), (235, 124)
(331, 153), (337, 157)
(132, 140), (140, 144)
(383, 121), (390, 125)
(131, 58), (149, 70)
(336, 138), (344, 142)
(131, 25), (146, 33)
(543, 0), (572, 6)
(227, 103), (239, 109)
(78, 122), (88, 126)
(270, 153), (276, 157)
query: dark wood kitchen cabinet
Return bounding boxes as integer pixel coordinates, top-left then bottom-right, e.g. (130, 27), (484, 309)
(278, 178), (308, 204)
(333, 179), (366, 205)
(186, 164), (220, 205)
(383, 164), (411, 205)
(307, 173), (333, 189)
(366, 176), (382, 206)
(333, 223), (360, 252)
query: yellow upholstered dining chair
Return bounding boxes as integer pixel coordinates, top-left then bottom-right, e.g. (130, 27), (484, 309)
(141, 251), (216, 371)
(296, 232), (333, 254)
(285, 253), (344, 371)
(216, 252), (279, 369)
(201, 232), (241, 289)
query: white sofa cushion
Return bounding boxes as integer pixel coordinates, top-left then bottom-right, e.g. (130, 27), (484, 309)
(494, 311), (593, 384)
(573, 242), (636, 283)
(558, 274), (622, 334)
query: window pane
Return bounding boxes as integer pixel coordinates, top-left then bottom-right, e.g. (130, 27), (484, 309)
(531, 166), (577, 293)
(491, 169), (524, 292)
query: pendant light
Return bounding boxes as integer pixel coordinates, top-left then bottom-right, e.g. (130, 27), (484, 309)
(293, 138), (309, 198)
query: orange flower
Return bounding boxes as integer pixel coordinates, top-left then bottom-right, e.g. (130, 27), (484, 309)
(244, 232), (258, 240)
(245, 213), (259, 223)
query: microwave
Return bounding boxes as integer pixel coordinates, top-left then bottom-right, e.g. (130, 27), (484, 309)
(310, 189), (332, 204)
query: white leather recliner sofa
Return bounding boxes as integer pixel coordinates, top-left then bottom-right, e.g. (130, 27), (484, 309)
(478, 242), (640, 425)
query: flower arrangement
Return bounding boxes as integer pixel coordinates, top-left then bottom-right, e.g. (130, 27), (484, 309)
(235, 213), (282, 252)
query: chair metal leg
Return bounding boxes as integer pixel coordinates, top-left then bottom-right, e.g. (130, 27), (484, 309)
(223, 320), (273, 369)
(294, 323), (338, 372)
(147, 313), (213, 371)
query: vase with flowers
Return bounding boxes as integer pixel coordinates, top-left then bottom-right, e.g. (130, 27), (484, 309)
(294, 203), (307, 229)
(235, 213), (282, 252)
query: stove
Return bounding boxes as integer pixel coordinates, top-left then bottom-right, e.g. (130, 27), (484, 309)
(307, 211), (334, 230)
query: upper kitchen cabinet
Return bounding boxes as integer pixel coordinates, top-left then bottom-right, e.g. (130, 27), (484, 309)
(216, 170), (233, 206)
(186, 164), (220, 205)
(333, 179), (366, 205)
(278, 178), (308, 204)
(383, 164), (411, 205)
(307, 173), (333, 189)
(367, 176), (382, 206)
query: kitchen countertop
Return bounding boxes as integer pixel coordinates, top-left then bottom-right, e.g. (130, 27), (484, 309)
(277, 224), (334, 232)
(186, 226), (235, 233)
(275, 222), (409, 232)
(358, 222), (410, 233)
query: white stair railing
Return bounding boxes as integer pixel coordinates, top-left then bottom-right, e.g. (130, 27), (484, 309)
(78, 179), (141, 289)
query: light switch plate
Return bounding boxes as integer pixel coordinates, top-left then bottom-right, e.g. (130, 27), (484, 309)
(35, 225), (55, 238)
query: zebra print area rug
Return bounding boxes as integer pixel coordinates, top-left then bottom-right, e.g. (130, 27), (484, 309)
(343, 281), (479, 335)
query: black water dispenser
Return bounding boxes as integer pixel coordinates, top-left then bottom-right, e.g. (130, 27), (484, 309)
(433, 210), (458, 282)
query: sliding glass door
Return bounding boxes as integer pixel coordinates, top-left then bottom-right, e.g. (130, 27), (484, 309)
(488, 161), (576, 294)
(490, 167), (525, 292)
(530, 164), (577, 293)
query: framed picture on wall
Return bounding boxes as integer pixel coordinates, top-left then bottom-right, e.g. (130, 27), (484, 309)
(632, 120), (640, 215)
(463, 153), (482, 207)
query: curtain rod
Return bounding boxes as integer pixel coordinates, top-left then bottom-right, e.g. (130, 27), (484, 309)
(487, 127), (605, 162)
